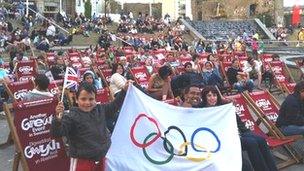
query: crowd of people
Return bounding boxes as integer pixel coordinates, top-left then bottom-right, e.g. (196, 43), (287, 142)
(1, 2), (304, 171)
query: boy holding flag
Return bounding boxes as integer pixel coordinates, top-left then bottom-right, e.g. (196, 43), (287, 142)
(51, 66), (133, 171)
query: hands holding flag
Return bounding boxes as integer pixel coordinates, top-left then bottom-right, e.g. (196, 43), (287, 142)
(123, 80), (135, 91)
(55, 75), (134, 120)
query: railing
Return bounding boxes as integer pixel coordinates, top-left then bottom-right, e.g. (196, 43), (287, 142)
(28, 7), (69, 34)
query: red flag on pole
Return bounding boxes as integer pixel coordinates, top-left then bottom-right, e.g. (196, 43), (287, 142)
(292, 4), (301, 26)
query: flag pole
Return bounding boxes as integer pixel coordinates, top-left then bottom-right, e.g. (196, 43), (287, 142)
(110, 33), (132, 46)
(60, 67), (68, 102)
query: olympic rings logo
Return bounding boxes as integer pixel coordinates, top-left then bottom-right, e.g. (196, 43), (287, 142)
(130, 113), (221, 165)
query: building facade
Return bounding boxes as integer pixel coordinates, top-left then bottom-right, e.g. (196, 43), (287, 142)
(191, 0), (284, 26)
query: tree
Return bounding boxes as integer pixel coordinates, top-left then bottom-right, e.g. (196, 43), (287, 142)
(84, 0), (92, 19)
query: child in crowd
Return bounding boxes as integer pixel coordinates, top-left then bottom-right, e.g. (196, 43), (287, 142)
(51, 81), (132, 171)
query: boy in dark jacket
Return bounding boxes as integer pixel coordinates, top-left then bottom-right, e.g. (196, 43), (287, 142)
(51, 81), (132, 171)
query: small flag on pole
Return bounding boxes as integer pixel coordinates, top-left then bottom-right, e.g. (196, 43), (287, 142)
(63, 67), (78, 89)
(61, 67), (78, 101)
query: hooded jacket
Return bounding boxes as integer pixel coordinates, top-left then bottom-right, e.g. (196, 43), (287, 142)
(83, 70), (103, 89)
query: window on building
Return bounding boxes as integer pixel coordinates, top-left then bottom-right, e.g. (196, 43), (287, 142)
(249, 4), (257, 16)
(198, 11), (202, 20)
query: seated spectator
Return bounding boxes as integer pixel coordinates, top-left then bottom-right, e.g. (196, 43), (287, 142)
(109, 63), (127, 97)
(243, 57), (262, 89)
(13, 52), (28, 67)
(148, 65), (174, 100)
(202, 61), (223, 88)
(190, 54), (201, 73)
(251, 38), (259, 59)
(23, 74), (54, 101)
(200, 86), (277, 171)
(180, 84), (201, 108)
(207, 54), (220, 68)
(276, 81), (304, 136)
(0, 60), (10, 111)
(36, 36), (50, 51)
(182, 62), (205, 87)
(37, 55), (48, 74)
(227, 59), (254, 92)
(50, 56), (66, 80)
(82, 70), (103, 90)
(171, 62), (204, 97)
(145, 57), (154, 75)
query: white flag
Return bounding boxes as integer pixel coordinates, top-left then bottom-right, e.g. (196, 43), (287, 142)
(105, 85), (242, 171)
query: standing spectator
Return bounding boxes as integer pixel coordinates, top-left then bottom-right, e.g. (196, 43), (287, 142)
(251, 38), (259, 59)
(297, 27), (304, 47)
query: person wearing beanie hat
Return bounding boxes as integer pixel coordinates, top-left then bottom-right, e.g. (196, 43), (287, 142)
(147, 65), (174, 100)
(83, 70), (103, 90)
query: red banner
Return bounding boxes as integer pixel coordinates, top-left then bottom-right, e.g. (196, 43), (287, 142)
(16, 60), (37, 81)
(96, 88), (111, 104)
(48, 80), (63, 95)
(248, 91), (278, 123)
(7, 80), (35, 101)
(226, 94), (264, 136)
(292, 5), (301, 26)
(131, 66), (151, 88)
(13, 98), (69, 171)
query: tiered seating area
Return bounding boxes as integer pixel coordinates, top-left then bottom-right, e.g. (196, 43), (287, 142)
(189, 20), (267, 40)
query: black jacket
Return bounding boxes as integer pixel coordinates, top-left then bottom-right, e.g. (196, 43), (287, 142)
(236, 115), (250, 135)
(51, 90), (126, 161)
(276, 93), (304, 127)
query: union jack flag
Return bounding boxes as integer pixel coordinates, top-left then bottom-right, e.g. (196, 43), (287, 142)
(63, 67), (79, 89)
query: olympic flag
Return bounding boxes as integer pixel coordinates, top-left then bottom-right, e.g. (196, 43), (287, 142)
(105, 85), (242, 171)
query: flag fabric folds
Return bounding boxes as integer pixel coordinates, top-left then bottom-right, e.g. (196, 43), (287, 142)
(63, 67), (78, 89)
(105, 85), (242, 171)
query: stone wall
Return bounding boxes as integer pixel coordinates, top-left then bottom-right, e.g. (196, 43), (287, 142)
(123, 3), (162, 19)
(192, 0), (277, 21)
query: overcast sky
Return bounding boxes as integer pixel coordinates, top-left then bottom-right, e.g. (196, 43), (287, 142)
(284, 0), (304, 7)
